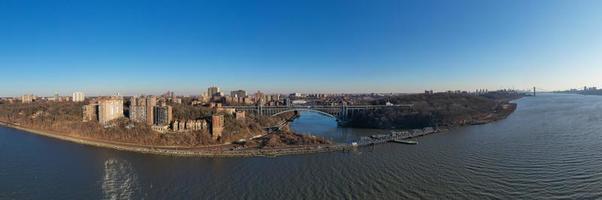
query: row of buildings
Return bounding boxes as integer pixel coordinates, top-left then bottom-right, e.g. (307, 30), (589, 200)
(17, 92), (86, 104)
(197, 86), (306, 107)
(12, 86), (336, 107)
(82, 95), (233, 140)
(83, 96), (174, 126)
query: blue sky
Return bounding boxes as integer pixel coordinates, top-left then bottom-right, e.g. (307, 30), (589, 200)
(1, 0), (602, 96)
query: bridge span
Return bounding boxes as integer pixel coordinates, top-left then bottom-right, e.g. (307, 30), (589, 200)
(223, 104), (413, 123)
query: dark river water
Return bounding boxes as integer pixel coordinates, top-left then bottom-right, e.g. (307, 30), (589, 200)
(2, 93), (602, 199)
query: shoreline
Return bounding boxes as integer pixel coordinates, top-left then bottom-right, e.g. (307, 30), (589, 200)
(0, 121), (350, 158)
(0, 100), (519, 158)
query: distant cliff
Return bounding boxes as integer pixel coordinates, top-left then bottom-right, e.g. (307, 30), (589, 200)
(345, 92), (521, 129)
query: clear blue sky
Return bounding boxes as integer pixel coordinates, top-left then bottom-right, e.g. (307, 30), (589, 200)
(1, 0), (602, 96)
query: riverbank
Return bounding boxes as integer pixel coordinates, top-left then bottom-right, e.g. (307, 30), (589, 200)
(0, 121), (349, 157)
(0, 95), (520, 157)
(345, 93), (522, 129)
(0, 100), (517, 157)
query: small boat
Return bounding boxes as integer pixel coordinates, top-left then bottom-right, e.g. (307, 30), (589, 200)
(391, 139), (418, 145)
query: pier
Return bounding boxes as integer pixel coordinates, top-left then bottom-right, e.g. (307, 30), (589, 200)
(352, 127), (442, 147)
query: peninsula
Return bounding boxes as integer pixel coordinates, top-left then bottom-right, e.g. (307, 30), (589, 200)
(0, 88), (522, 157)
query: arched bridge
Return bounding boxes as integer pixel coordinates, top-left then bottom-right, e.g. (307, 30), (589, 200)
(223, 104), (414, 122)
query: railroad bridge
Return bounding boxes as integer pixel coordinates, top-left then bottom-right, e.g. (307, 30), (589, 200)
(223, 104), (413, 123)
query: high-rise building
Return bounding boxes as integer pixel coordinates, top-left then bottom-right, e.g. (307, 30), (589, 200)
(136, 97), (147, 107)
(72, 92), (85, 102)
(98, 97), (124, 124)
(255, 91), (264, 101)
(211, 115), (224, 140)
(146, 96), (157, 125)
(21, 94), (34, 103)
(82, 104), (98, 122)
(130, 96), (138, 107)
(53, 92), (60, 102)
(231, 90), (247, 98)
(153, 105), (173, 126)
(208, 86), (221, 97)
(129, 105), (146, 123)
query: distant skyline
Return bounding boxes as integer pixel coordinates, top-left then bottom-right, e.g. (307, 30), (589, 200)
(2, 0), (602, 96)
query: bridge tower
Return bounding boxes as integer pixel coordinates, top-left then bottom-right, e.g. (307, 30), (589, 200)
(533, 87), (536, 96)
(339, 105), (347, 121)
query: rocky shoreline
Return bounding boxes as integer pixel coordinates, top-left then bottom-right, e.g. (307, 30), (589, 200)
(0, 121), (348, 157)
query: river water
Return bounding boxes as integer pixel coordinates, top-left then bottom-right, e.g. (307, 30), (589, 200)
(1, 93), (602, 199)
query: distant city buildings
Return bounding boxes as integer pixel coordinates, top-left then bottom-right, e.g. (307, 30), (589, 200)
(255, 91), (264, 101)
(583, 86), (597, 91)
(53, 92), (59, 101)
(21, 94), (35, 103)
(230, 90), (247, 98)
(72, 92), (85, 102)
(1, 97), (16, 104)
(208, 86), (221, 97)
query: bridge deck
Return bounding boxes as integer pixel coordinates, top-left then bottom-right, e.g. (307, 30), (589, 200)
(223, 104), (414, 120)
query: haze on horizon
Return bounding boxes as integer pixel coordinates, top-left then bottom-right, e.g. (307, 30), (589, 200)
(1, 0), (602, 97)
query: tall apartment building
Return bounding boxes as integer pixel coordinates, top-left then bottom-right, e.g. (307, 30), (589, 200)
(208, 86), (221, 97)
(72, 92), (85, 102)
(211, 115), (224, 140)
(145, 96), (157, 125)
(254, 91), (265, 101)
(82, 104), (98, 122)
(98, 97), (124, 124)
(230, 90), (247, 98)
(153, 105), (173, 126)
(21, 94), (34, 103)
(130, 96), (138, 107)
(129, 105), (147, 123)
(136, 96), (147, 107)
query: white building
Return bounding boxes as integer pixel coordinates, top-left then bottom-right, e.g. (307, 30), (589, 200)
(72, 92), (85, 102)
(21, 94), (35, 103)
